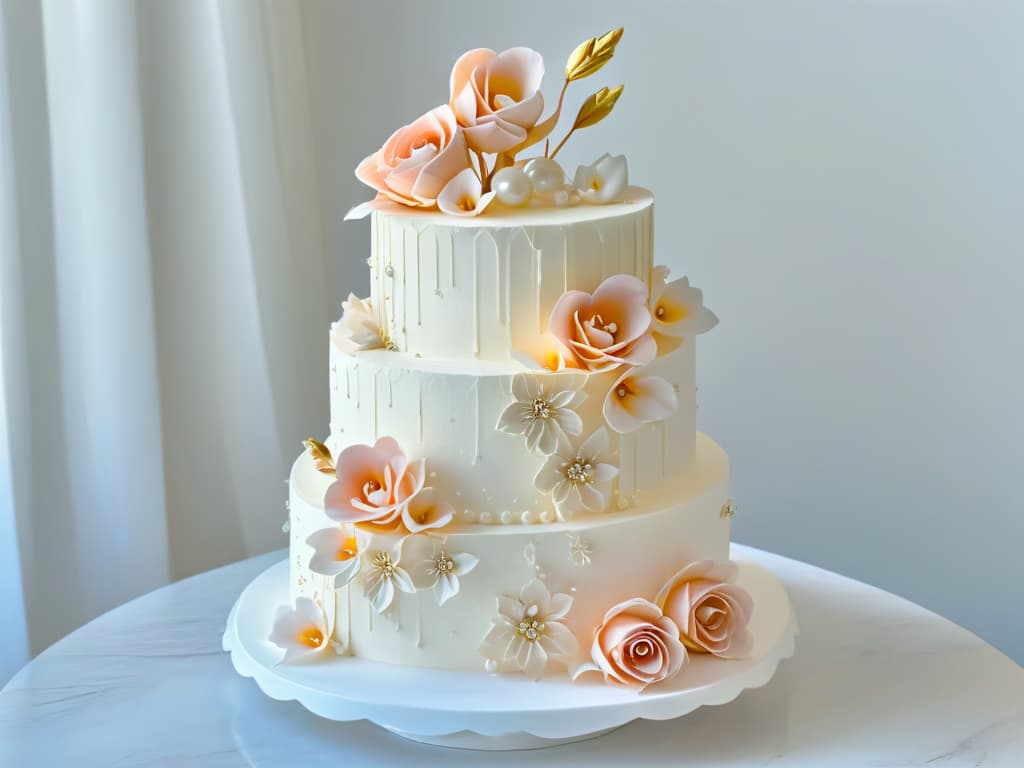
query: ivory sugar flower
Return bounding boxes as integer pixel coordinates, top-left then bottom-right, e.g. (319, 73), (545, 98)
(549, 274), (656, 373)
(602, 366), (678, 433)
(268, 597), (333, 664)
(655, 560), (754, 658)
(534, 427), (618, 519)
(496, 372), (587, 455)
(306, 527), (361, 588)
(649, 266), (718, 355)
(574, 598), (687, 689)
(332, 293), (384, 353)
(479, 578), (578, 680)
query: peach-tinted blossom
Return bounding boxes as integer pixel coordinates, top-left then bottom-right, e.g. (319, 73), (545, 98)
(548, 274), (656, 373)
(577, 598), (687, 689)
(655, 560), (754, 658)
(324, 437), (425, 528)
(602, 366), (678, 433)
(649, 266), (719, 355)
(355, 105), (471, 208)
(268, 597), (333, 664)
(450, 47), (545, 153)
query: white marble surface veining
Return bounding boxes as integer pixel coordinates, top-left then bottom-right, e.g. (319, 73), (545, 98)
(1, 545), (1021, 766)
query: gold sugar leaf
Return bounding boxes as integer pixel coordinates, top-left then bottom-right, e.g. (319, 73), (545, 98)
(565, 27), (624, 82)
(304, 437), (336, 475)
(572, 84), (625, 130)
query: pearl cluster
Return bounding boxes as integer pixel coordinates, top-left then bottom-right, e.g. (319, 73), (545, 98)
(491, 157), (581, 209)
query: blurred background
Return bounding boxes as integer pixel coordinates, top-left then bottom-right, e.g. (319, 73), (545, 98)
(1, 0), (1021, 686)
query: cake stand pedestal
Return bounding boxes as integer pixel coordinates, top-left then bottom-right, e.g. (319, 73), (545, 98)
(222, 555), (797, 751)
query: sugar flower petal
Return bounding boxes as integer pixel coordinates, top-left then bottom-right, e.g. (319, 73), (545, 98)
(437, 167), (496, 217)
(603, 367), (679, 433)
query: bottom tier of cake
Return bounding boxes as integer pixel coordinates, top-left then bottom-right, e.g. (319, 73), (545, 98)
(288, 433), (731, 673)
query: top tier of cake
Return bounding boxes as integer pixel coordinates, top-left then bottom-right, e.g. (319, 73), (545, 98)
(367, 187), (654, 362)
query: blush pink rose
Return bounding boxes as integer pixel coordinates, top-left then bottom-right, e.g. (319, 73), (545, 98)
(549, 274), (657, 373)
(324, 436), (425, 529)
(449, 47), (545, 153)
(655, 561), (754, 658)
(586, 598), (687, 689)
(355, 105), (471, 208)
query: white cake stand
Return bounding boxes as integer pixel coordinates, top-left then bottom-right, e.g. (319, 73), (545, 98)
(223, 555), (797, 751)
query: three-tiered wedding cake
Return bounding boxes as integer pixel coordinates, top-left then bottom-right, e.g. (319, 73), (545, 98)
(270, 29), (754, 690)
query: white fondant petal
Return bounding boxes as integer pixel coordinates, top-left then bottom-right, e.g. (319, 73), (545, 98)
(368, 574), (394, 614)
(579, 427), (610, 459)
(521, 638), (549, 680)
(391, 566), (416, 594)
(435, 573), (459, 606)
(496, 402), (526, 434)
(541, 621), (578, 658)
(452, 551), (479, 575)
(546, 592), (574, 621)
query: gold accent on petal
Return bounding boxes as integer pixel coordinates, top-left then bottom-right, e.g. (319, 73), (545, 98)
(572, 85), (625, 130)
(565, 27), (625, 82)
(720, 499), (737, 519)
(304, 437), (336, 475)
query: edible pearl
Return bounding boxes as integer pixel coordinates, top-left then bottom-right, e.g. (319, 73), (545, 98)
(523, 157), (565, 193)
(500, 510), (513, 525)
(492, 167), (533, 207)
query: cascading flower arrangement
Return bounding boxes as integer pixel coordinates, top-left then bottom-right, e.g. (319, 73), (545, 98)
(349, 29), (630, 218)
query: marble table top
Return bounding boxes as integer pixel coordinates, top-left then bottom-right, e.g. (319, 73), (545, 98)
(2, 545), (1022, 766)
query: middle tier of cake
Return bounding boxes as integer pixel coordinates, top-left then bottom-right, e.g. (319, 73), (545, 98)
(328, 337), (698, 522)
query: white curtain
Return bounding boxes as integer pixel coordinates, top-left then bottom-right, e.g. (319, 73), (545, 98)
(0, 0), (332, 683)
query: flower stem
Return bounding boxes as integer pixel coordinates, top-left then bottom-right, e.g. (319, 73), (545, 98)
(543, 80), (571, 158)
(475, 151), (489, 190)
(549, 127), (576, 160)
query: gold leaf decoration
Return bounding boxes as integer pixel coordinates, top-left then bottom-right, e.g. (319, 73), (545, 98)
(565, 27), (624, 82)
(572, 85), (625, 130)
(304, 437), (336, 475)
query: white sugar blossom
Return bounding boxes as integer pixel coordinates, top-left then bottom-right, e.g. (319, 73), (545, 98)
(306, 527), (361, 588)
(496, 373), (587, 455)
(573, 153), (628, 204)
(479, 578), (578, 680)
(268, 597), (334, 664)
(363, 538), (415, 614)
(409, 536), (480, 606)
(649, 266), (718, 355)
(437, 167), (496, 218)
(534, 427), (618, 519)
(332, 293), (386, 353)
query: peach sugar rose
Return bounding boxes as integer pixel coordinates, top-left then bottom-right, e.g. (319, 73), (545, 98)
(584, 598), (687, 689)
(324, 436), (425, 529)
(655, 561), (754, 658)
(449, 47), (545, 153)
(355, 105), (471, 207)
(549, 274), (657, 373)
